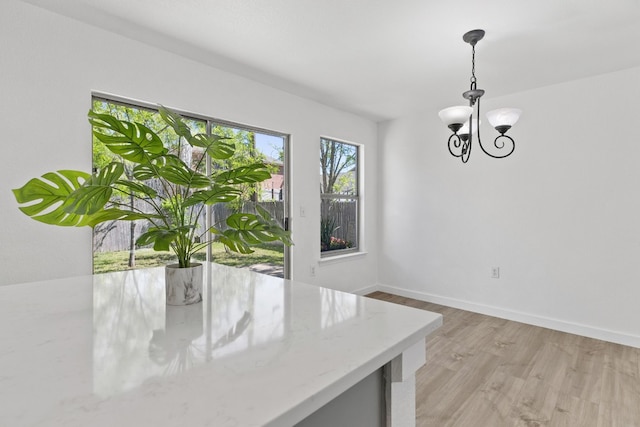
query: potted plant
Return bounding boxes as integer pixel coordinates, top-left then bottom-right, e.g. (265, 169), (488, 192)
(12, 105), (292, 305)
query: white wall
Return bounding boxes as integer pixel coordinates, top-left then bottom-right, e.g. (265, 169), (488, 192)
(0, 0), (378, 292)
(378, 66), (640, 347)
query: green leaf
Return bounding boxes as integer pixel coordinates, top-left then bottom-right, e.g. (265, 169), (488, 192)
(184, 185), (241, 207)
(137, 225), (194, 251)
(228, 213), (284, 243)
(11, 169), (147, 228)
(188, 133), (235, 160)
(82, 209), (155, 227)
(211, 229), (254, 254)
(89, 110), (167, 163)
(158, 105), (192, 140)
(255, 204), (280, 224)
(116, 180), (158, 198)
(13, 170), (90, 226)
(209, 212), (292, 254)
(253, 204), (292, 245)
(132, 155), (176, 180)
(65, 162), (124, 215)
(214, 163), (272, 185)
(137, 227), (178, 252)
(132, 163), (158, 181)
(133, 155), (209, 188)
(156, 155), (211, 188)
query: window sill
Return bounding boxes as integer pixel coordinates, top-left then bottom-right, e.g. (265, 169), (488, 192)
(319, 251), (368, 265)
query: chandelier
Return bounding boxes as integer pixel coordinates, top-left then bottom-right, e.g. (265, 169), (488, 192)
(438, 29), (522, 163)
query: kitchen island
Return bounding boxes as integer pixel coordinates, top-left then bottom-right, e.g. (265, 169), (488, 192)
(0, 263), (441, 426)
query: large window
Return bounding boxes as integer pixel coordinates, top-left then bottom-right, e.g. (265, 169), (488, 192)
(91, 96), (289, 277)
(320, 137), (359, 256)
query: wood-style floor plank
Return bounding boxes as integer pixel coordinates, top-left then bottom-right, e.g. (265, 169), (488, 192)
(366, 291), (640, 427)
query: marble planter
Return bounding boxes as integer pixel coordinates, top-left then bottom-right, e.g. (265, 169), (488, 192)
(165, 263), (203, 305)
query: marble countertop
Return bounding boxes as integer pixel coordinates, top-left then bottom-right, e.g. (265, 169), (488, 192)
(0, 263), (442, 426)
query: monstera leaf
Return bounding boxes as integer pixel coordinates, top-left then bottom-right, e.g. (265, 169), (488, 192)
(89, 110), (167, 163)
(12, 169), (146, 227)
(155, 155), (211, 188)
(183, 185), (242, 207)
(188, 133), (235, 160)
(116, 180), (158, 199)
(255, 204), (292, 244)
(158, 105), (234, 160)
(133, 155), (209, 188)
(65, 162), (124, 215)
(214, 163), (272, 185)
(82, 209), (153, 228)
(158, 105), (193, 140)
(137, 226), (194, 252)
(212, 210), (291, 254)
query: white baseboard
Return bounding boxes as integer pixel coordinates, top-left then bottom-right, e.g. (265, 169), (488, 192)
(373, 283), (640, 349)
(350, 284), (380, 296)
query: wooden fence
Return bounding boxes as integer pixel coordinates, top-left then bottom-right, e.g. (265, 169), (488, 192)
(94, 200), (357, 252)
(321, 199), (357, 244)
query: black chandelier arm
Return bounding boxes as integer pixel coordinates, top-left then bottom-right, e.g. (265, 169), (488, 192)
(447, 133), (463, 157)
(478, 133), (515, 159)
(447, 133), (471, 163)
(475, 98), (515, 159)
(461, 140), (471, 163)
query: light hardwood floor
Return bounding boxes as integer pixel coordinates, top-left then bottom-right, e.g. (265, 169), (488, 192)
(366, 292), (640, 427)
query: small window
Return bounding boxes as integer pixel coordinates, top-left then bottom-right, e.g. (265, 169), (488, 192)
(320, 137), (359, 256)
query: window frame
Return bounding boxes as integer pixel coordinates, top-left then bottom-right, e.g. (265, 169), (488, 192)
(90, 92), (291, 278)
(320, 136), (360, 258)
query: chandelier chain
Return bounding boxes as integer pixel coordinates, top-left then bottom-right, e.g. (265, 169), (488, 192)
(470, 44), (477, 84)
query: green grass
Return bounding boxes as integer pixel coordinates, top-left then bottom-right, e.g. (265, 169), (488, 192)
(93, 242), (284, 274)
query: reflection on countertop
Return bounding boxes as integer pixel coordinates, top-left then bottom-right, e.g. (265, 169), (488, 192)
(92, 263), (360, 397)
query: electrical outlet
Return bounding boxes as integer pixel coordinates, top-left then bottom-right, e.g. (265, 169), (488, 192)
(491, 267), (500, 279)
(300, 206), (306, 217)
(310, 266), (316, 277)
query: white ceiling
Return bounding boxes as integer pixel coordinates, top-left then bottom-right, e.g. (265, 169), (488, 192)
(22, 0), (640, 122)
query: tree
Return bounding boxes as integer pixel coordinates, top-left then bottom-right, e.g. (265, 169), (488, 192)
(320, 138), (356, 194)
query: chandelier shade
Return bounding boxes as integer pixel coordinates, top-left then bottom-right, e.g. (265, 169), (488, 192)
(486, 108), (522, 130)
(439, 29), (522, 163)
(438, 106), (473, 127)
